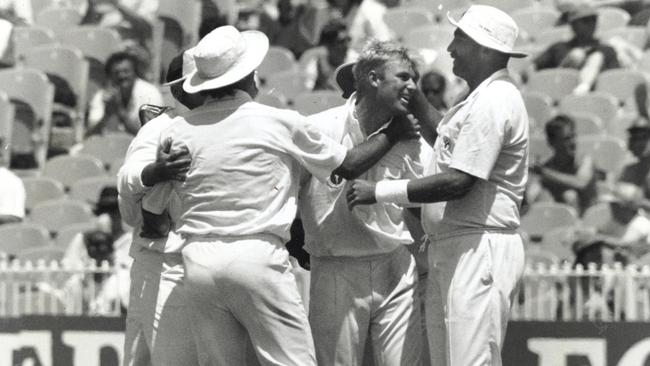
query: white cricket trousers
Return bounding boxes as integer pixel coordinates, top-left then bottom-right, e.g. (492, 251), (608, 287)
(309, 246), (424, 366)
(182, 234), (317, 366)
(425, 231), (525, 366)
(123, 247), (199, 366)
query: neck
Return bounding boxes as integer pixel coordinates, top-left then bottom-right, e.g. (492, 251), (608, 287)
(465, 66), (502, 94)
(355, 95), (392, 136)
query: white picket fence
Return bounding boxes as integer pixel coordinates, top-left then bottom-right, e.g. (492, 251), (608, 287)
(0, 259), (123, 317)
(2, 259), (650, 321)
(512, 262), (650, 322)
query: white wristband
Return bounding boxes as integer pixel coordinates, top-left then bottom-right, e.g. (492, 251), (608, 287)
(375, 179), (410, 204)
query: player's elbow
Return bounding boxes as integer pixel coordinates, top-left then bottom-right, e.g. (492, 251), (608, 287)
(447, 170), (477, 200)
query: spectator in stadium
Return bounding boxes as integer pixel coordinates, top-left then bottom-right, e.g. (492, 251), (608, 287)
(532, 3), (619, 95)
(304, 18), (353, 92)
(0, 137), (25, 225)
(420, 69), (448, 112)
(87, 51), (163, 137)
(347, 0), (397, 54)
(530, 115), (600, 215)
(257, 0), (318, 58)
(61, 186), (132, 315)
(619, 117), (650, 202)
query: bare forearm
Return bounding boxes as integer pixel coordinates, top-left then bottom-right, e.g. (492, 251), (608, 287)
(539, 167), (591, 190)
(407, 169), (476, 203)
(409, 90), (442, 146)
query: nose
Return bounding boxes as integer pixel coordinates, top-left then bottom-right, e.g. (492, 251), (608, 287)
(406, 78), (417, 90)
(447, 39), (456, 55)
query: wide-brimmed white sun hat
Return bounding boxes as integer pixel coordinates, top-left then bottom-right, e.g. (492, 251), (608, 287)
(183, 25), (269, 93)
(447, 5), (527, 58)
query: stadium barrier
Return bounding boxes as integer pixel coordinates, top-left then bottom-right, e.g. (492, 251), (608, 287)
(0, 259), (123, 317)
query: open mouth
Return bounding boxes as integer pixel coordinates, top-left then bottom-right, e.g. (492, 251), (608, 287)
(399, 95), (410, 105)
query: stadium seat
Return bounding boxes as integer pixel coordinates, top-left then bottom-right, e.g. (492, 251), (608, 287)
(22, 44), (90, 141)
(293, 90), (345, 115)
(529, 134), (553, 163)
(525, 246), (561, 267)
(511, 7), (560, 42)
(520, 202), (580, 241)
(526, 68), (580, 103)
(17, 246), (66, 262)
(384, 6), (434, 40)
(0, 68), (55, 167)
(406, 0), (470, 22)
(21, 176), (66, 212)
(601, 26), (648, 50)
(108, 158), (124, 178)
(30, 199), (95, 234)
(596, 7), (631, 35)
(54, 222), (96, 250)
(595, 68), (646, 103)
(582, 202), (612, 229)
(403, 25), (454, 53)
(573, 112), (606, 136)
(558, 92), (619, 128)
(58, 26), (123, 101)
(12, 26), (57, 60)
(473, 0), (534, 13)
(522, 91), (554, 133)
(576, 135), (630, 178)
(0, 222), (52, 256)
(263, 70), (310, 103)
(258, 46), (299, 85)
(35, 6), (82, 35)
(540, 226), (579, 264)
(42, 154), (106, 188)
(78, 133), (133, 167)
(69, 176), (118, 206)
(0, 92), (15, 167)
(157, 0), (201, 81)
(533, 26), (571, 48)
(606, 114), (635, 141)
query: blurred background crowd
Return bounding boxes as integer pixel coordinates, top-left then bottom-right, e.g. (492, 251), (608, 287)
(1, 0), (650, 318)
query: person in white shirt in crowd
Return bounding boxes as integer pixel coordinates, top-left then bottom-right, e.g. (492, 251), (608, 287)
(87, 51), (163, 137)
(299, 40), (439, 366)
(144, 25), (417, 365)
(0, 137), (25, 225)
(347, 0), (397, 54)
(347, 6), (529, 365)
(117, 51), (204, 366)
(0, 0), (33, 24)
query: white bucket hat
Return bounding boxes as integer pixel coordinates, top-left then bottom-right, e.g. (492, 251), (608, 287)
(447, 5), (527, 58)
(183, 25), (269, 93)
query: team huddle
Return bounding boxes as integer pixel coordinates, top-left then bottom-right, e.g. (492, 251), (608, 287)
(117, 5), (529, 366)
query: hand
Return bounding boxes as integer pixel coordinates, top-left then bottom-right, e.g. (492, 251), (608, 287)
(346, 179), (377, 209)
(141, 138), (191, 186)
(383, 113), (420, 144)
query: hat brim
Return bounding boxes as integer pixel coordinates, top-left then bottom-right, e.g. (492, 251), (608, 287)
(334, 61), (356, 99)
(183, 30), (269, 94)
(447, 12), (528, 58)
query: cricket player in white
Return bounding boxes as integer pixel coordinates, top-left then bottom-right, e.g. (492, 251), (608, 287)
(144, 26), (417, 366)
(299, 40), (434, 366)
(347, 6), (529, 366)
(118, 51), (204, 366)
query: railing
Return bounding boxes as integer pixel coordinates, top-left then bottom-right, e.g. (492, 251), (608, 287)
(0, 259), (123, 317)
(512, 262), (650, 322)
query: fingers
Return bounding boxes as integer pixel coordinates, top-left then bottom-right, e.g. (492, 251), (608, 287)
(167, 147), (190, 161)
(160, 137), (173, 154)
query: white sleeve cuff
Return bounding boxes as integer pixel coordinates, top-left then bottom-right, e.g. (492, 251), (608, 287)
(375, 179), (410, 204)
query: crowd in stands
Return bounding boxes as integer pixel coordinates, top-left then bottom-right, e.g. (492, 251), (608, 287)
(3, 0), (650, 317)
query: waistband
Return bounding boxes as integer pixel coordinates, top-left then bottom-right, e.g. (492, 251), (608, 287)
(424, 228), (520, 242)
(310, 245), (408, 263)
(183, 232), (284, 246)
(131, 246), (184, 273)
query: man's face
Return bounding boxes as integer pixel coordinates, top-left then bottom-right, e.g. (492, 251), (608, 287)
(549, 124), (577, 158)
(374, 59), (418, 115)
(109, 59), (136, 91)
(421, 74), (445, 106)
(447, 29), (482, 81)
(628, 132), (650, 158)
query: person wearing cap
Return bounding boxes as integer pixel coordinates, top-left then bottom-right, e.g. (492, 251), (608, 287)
(298, 40), (437, 366)
(117, 50), (205, 366)
(532, 3), (619, 95)
(347, 5), (529, 365)
(0, 136), (25, 225)
(146, 25), (417, 365)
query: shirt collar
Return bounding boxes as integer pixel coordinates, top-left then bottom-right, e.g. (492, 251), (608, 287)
(202, 89), (253, 110)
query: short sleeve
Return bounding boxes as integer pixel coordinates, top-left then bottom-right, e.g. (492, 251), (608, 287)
(449, 94), (505, 180)
(288, 118), (347, 182)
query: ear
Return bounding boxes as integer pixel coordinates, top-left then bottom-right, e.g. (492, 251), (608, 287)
(368, 70), (380, 88)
